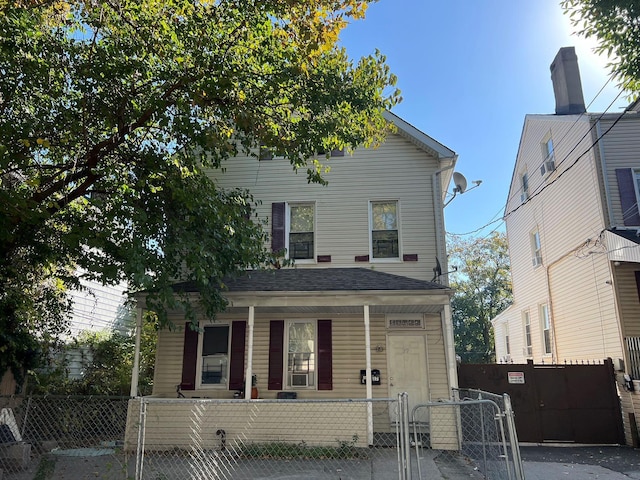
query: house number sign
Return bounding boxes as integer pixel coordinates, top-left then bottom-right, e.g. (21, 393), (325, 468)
(388, 318), (423, 328)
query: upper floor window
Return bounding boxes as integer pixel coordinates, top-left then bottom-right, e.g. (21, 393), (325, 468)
(615, 168), (640, 226)
(520, 172), (530, 202)
(286, 320), (316, 388)
(540, 304), (552, 355)
(523, 311), (532, 357)
(370, 200), (399, 259)
(271, 202), (315, 261)
(288, 203), (315, 260)
(531, 230), (542, 267)
(199, 324), (230, 387)
(540, 137), (556, 175)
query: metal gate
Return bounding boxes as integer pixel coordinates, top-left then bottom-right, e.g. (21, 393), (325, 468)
(458, 359), (625, 444)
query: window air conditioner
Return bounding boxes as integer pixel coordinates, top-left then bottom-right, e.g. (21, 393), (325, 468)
(291, 373), (309, 387)
(541, 161), (556, 176)
(532, 254), (542, 267)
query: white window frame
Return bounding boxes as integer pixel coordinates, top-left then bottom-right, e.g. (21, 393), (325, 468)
(540, 304), (552, 356)
(196, 321), (231, 389)
(523, 311), (532, 357)
(286, 202), (316, 263)
(540, 135), (556, 175)
(531, 230), (542, 267)
(520, 172), (530, 202)
(284, 319), (317, 390)
(369, 200), (401, 262)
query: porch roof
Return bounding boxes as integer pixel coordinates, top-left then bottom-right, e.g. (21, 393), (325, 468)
(605, 229), (640, 264)
(171, 267), (452, 314)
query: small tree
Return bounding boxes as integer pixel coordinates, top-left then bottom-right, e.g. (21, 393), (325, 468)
(28, 313), (158, 396)
(448, 232), (512, 363)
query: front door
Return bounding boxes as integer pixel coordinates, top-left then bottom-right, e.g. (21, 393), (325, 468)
(387, 333), (429, 422)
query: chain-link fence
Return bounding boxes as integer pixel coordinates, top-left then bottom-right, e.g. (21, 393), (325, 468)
(0, 395), (131, 477)
(132, 397), (401, 479)
(0, 392), (523, 479)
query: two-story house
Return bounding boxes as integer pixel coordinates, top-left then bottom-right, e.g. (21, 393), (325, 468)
(135, 112), (459, 416)
(492, 47), (640, 443)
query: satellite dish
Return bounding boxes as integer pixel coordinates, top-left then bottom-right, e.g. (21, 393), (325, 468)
(453, 172), (468, 194)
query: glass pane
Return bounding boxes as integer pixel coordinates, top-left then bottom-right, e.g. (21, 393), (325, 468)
(290, 205), (314, 233)
(372, 202), (397, 230)
(288, 322), (315, 387)
(372, 230), (398, 258)
(202, 326), (229, 385)
(289, 232), (313, 259)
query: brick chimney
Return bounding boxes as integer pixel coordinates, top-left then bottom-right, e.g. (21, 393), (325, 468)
(550, 47), (586, 115)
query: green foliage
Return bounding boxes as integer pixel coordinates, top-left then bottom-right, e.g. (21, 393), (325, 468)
(27, 313), (158, 396)
(448, 232), (512, 363)
(562, 0), (640, 95)
(0, 1), (399, 381)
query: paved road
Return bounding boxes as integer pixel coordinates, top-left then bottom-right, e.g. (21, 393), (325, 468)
(521, 445), (640, 479)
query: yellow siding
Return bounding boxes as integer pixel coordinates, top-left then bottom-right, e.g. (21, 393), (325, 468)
(615, 265), (640, 338)
(205, 134), (440, 281)
(152, 314), (450, 402)
(125, 399), (368, 451)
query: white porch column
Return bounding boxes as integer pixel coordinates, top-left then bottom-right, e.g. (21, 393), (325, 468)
(442, 304), (459, 391)
(363, 305), (373, 445)
(244, 306), (255, 399)
(130, 307), (143, 398)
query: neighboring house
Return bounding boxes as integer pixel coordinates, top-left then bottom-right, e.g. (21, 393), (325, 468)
(492, 47), (640, 443)
(137, 111), (460, 418)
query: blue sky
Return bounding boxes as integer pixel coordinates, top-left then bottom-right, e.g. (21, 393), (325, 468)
(339, 0), (628, 237)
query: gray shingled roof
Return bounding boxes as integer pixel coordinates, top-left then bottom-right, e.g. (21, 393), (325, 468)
(172, 267), (446, 293)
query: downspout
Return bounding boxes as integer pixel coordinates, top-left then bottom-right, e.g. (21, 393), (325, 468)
(244, 306), (255, 400)
(363, 305), (373, 445)
(432, 157), (458, 394)
(432, 159), (457, 287)
(130, 307), (143, 397)
(441, 304), (458, 390)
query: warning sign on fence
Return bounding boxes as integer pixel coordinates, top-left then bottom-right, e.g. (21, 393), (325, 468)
(507, 372), (525, 384)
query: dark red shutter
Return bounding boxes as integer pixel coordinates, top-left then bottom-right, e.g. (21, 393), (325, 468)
(228, 321), (246, 390)
(616, 169), (640, 226)
(268, 320), (284, 390)
(317, 319), (333, 390)
(180, 322), (199, 390)
(271, 203), (286, 252)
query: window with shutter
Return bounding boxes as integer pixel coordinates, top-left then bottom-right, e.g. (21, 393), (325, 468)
(271, 203), (286, 252)
(180, 323), (199, 390)
(616, 168), (640, 226)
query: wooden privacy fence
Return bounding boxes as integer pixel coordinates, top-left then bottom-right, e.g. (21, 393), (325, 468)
(458, 358), (624, 444)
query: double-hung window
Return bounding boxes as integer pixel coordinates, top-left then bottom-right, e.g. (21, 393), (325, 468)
(520, 172), (530, 202)
(531, 230), (542, 267)
(286, 320), (316, 388)
(200, 324), (230, 387)
(540, 304), (552, 355)
(370, 200), (399, 259)
(288, 203), (315, 260)
(523, 311), (532, 357)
